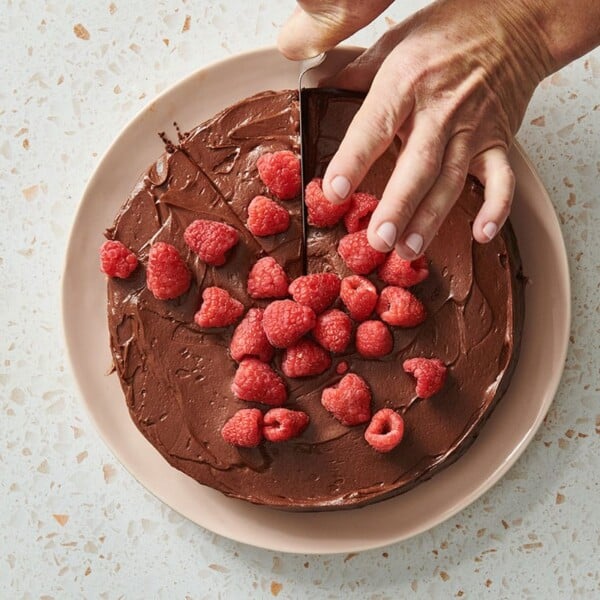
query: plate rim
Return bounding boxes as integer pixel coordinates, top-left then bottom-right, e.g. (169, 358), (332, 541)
(61, 45), (571, 554)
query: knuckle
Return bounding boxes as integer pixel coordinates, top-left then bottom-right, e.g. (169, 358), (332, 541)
(413, 144), (442, 174)
(390, 199), (418, 225)
(500, 164), (516, 188)
(344, 106), (398, 174)
(350, 149), (373, 178)
(418, 202), (443, 226)
(495, 191), (514, 214)
(441, 161), (467, 189)
(364, 106), (398, 144)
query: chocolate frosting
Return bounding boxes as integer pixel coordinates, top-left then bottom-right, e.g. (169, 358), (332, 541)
(105, 89), (524, 511)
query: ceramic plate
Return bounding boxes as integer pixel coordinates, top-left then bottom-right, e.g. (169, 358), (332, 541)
(62, 47), (570, 554)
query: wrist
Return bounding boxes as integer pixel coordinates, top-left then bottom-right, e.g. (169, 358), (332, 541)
(491, 0), (556, 79)
(496, 0), (600, 72)
(433, 0), (553, 132)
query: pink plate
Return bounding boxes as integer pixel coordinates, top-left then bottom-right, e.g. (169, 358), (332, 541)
(62, 47), (570, 554)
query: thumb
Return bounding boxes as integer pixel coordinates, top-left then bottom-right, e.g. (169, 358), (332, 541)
(277, 1), (393, 61)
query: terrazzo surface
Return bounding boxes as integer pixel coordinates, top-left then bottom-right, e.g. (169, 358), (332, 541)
(1, 1), (599, 598)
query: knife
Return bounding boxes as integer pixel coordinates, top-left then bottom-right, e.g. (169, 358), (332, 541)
(298, 55), (371, 276)
(299, 53), (327, 275)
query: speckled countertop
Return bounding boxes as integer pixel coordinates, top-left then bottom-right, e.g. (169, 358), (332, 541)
(1, 1), (599, 598)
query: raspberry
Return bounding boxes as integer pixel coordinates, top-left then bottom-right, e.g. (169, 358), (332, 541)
(343, 192), (378, 233)
(339, 275), (378, 321)
(221, 408), (263, 448)
(312, 309), (352, 353)
(377, 253), (429, 287)
(305, 178), (351, 227)
(146, 242), (191, 300)
(288, 272), (341, 314)
(281, 339), (331, 378)
(321, 373), (371, 426)
(230, 308), (274, 363)
(403, 357), (447, 398)
(355, 320), (393, 358)
(184, 219), (239, 266)
(256, 150), (301, 200)
(194, 286), (244, 328)
(262, 300), (316, 348)
(100, 240), (138, 278)
(336, 361), (349, 375)
(338, 230), (387, 274)
(231, 358), (287, 406)
(247, 257), (289, 299)
(247, 195), (290, 237)
(263, 408), (310, 442)
(376, 286), (427, 327)
(364, 408), (405, 452)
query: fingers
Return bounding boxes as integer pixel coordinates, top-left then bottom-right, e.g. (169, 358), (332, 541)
(277, 1), (393, 61)
(393, 133), (471, 259)
(368, 142), (513, 257)
(322, 68), (415, 206)
(277, 7), (338, 60)
(365, 114), (448, 253)
(470, 147), (515, 243)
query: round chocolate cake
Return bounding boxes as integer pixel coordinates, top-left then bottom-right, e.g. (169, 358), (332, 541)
(104, 89), (524, 511)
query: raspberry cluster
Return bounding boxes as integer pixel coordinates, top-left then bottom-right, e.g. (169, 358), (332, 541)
(101, 157), (447, 453)
(220, 167), (447, 451)
(245, 149), (302, 237)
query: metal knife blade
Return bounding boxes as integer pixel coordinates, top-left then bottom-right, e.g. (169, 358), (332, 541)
(298, 53), (326, 275)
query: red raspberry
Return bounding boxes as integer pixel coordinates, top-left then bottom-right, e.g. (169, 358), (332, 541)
(194, 286), (244, 328)
(336, 361), (349, 375)
(403, 357), (447, 398)
(231, 358), (287, 406)
(262, 300), (316, 348)
(281, 339), (331, 378)
(312, 309), (352, 354)
(184, 219), (239, 266)
(221, 408), (263, 448)
(247, 195), (290, 237)
(100, 240), (138, 278)
(321, 373), (371, 426)
(338, 230), (387, 274)
(247, 257), (289, 299)
(288, 272), (341, 314)
(376, 286), (427, 327)
(343, 192), (378, 233)
(364, 408), (405, 452)
(146, 242), (191, 300)
(377, 253), (429, 287)
(355, 320), (393, 358)
(230, 308), (274, 363)
(263, 408), (310, 442)
(339, 275), (378, 321)
(256, 150), (301, 200)
(305, 178), (351, 227)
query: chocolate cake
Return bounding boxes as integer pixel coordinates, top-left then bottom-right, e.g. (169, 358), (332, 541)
(104, 89), (524, 510)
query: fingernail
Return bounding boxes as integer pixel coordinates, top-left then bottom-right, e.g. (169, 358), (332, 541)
(404, 232), (424, 256)
(330, 175), (351, 200)
(483, 222), (498, 240)
(376, 222), (397, 249)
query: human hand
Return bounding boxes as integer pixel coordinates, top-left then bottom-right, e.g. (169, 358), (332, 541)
(279, 0), (554, 258)
(278, 0), (393, 61)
